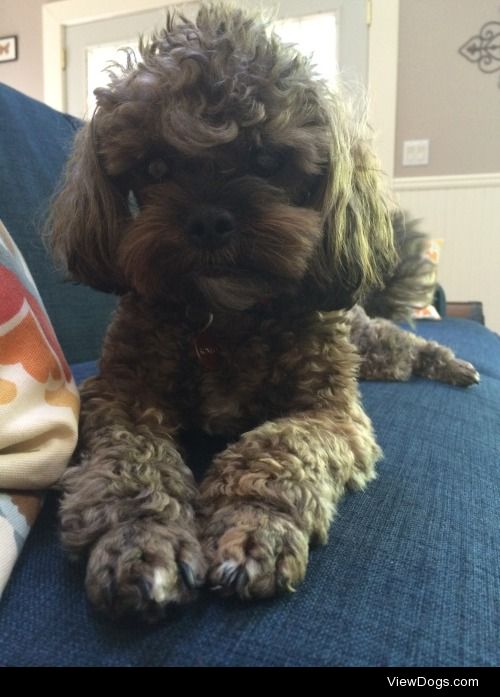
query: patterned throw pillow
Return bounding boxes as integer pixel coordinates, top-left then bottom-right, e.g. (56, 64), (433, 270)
(412, 239), (443, 320)
(0, 220), (79, 597)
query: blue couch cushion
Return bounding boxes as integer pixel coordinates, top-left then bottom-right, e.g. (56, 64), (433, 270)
(0, 83), (116, 365)
(0, 318), (498, 666)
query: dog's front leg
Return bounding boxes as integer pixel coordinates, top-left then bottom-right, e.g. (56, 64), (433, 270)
(199, 401), (381, 598)
(60, 377), (205, 620)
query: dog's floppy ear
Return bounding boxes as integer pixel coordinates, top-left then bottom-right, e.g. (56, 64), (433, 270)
(48, 119), (130, 293)
(303, 95), (398, 311)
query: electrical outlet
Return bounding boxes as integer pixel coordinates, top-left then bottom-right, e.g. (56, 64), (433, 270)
(403, 139), (430, 166)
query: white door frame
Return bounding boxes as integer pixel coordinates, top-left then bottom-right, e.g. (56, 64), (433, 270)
(367, 0), (399, 178)
(43, 0), (399, 176)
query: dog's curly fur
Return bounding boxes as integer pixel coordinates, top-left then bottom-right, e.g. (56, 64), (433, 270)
(48, 2), (479, 620)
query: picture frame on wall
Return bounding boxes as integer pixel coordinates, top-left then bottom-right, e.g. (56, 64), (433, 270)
(0, 36), (18, 64)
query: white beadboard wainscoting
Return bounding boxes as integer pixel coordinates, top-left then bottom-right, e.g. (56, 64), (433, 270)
(393, 173), (500, 334)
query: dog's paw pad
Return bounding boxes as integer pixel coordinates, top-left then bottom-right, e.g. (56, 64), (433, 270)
(202, 506), (308, 599)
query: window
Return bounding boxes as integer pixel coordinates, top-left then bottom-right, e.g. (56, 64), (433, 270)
(86, 41), (138, 115)
(274, 13), (337, 85)
(83, 12), (337, 116)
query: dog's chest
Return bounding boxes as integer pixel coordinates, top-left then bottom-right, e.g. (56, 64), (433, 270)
(185, 327), (298, 436)
(147, 309), (348, 437)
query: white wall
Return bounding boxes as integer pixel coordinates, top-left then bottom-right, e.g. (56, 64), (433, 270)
(395, 175), (500, 332)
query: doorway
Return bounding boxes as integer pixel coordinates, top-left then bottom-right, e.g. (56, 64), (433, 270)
(61, 0), (368, 119)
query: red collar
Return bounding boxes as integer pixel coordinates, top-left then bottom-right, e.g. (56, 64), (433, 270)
(192, 313), (221, 370)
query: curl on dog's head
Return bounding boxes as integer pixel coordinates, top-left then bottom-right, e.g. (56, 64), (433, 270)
(48, 1), (397, 313)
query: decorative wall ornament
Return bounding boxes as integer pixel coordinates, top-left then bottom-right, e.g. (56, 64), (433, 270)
(459, 21), (500, 80)
(0, 36), (18, 64)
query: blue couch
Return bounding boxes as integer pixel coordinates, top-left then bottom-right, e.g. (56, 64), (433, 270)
(0, 83), (498, 667)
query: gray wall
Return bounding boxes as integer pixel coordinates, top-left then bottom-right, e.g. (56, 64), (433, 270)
(395, 0), (500, 177)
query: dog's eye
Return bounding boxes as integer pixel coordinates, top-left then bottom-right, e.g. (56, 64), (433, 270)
(254, 151), (284, 176)
(147, 158), (170, 181)
(295, 175), (322, 206)
(296, 190), (312, 206)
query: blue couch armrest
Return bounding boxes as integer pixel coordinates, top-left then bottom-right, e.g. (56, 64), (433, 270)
(71, 361), (98, 385)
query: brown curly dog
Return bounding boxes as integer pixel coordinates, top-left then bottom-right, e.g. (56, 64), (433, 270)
(48, 2), (478, 620)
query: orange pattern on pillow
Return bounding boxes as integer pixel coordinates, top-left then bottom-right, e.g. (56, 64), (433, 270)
(45, 385), (80, 418)
(0, 309), (63, 383)
(0, 219), (79, 598)
(0, 379), (17, 404)
(0, 265), (71, 382)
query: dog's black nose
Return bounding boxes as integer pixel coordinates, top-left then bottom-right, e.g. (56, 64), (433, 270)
(186, 208), (235, 249)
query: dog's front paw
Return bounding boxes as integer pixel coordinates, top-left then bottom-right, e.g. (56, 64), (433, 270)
(85, 520), (206, 621)
(202, 505), (309, 599)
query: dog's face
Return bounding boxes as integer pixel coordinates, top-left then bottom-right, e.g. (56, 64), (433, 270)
(50, 3), (396, 313)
